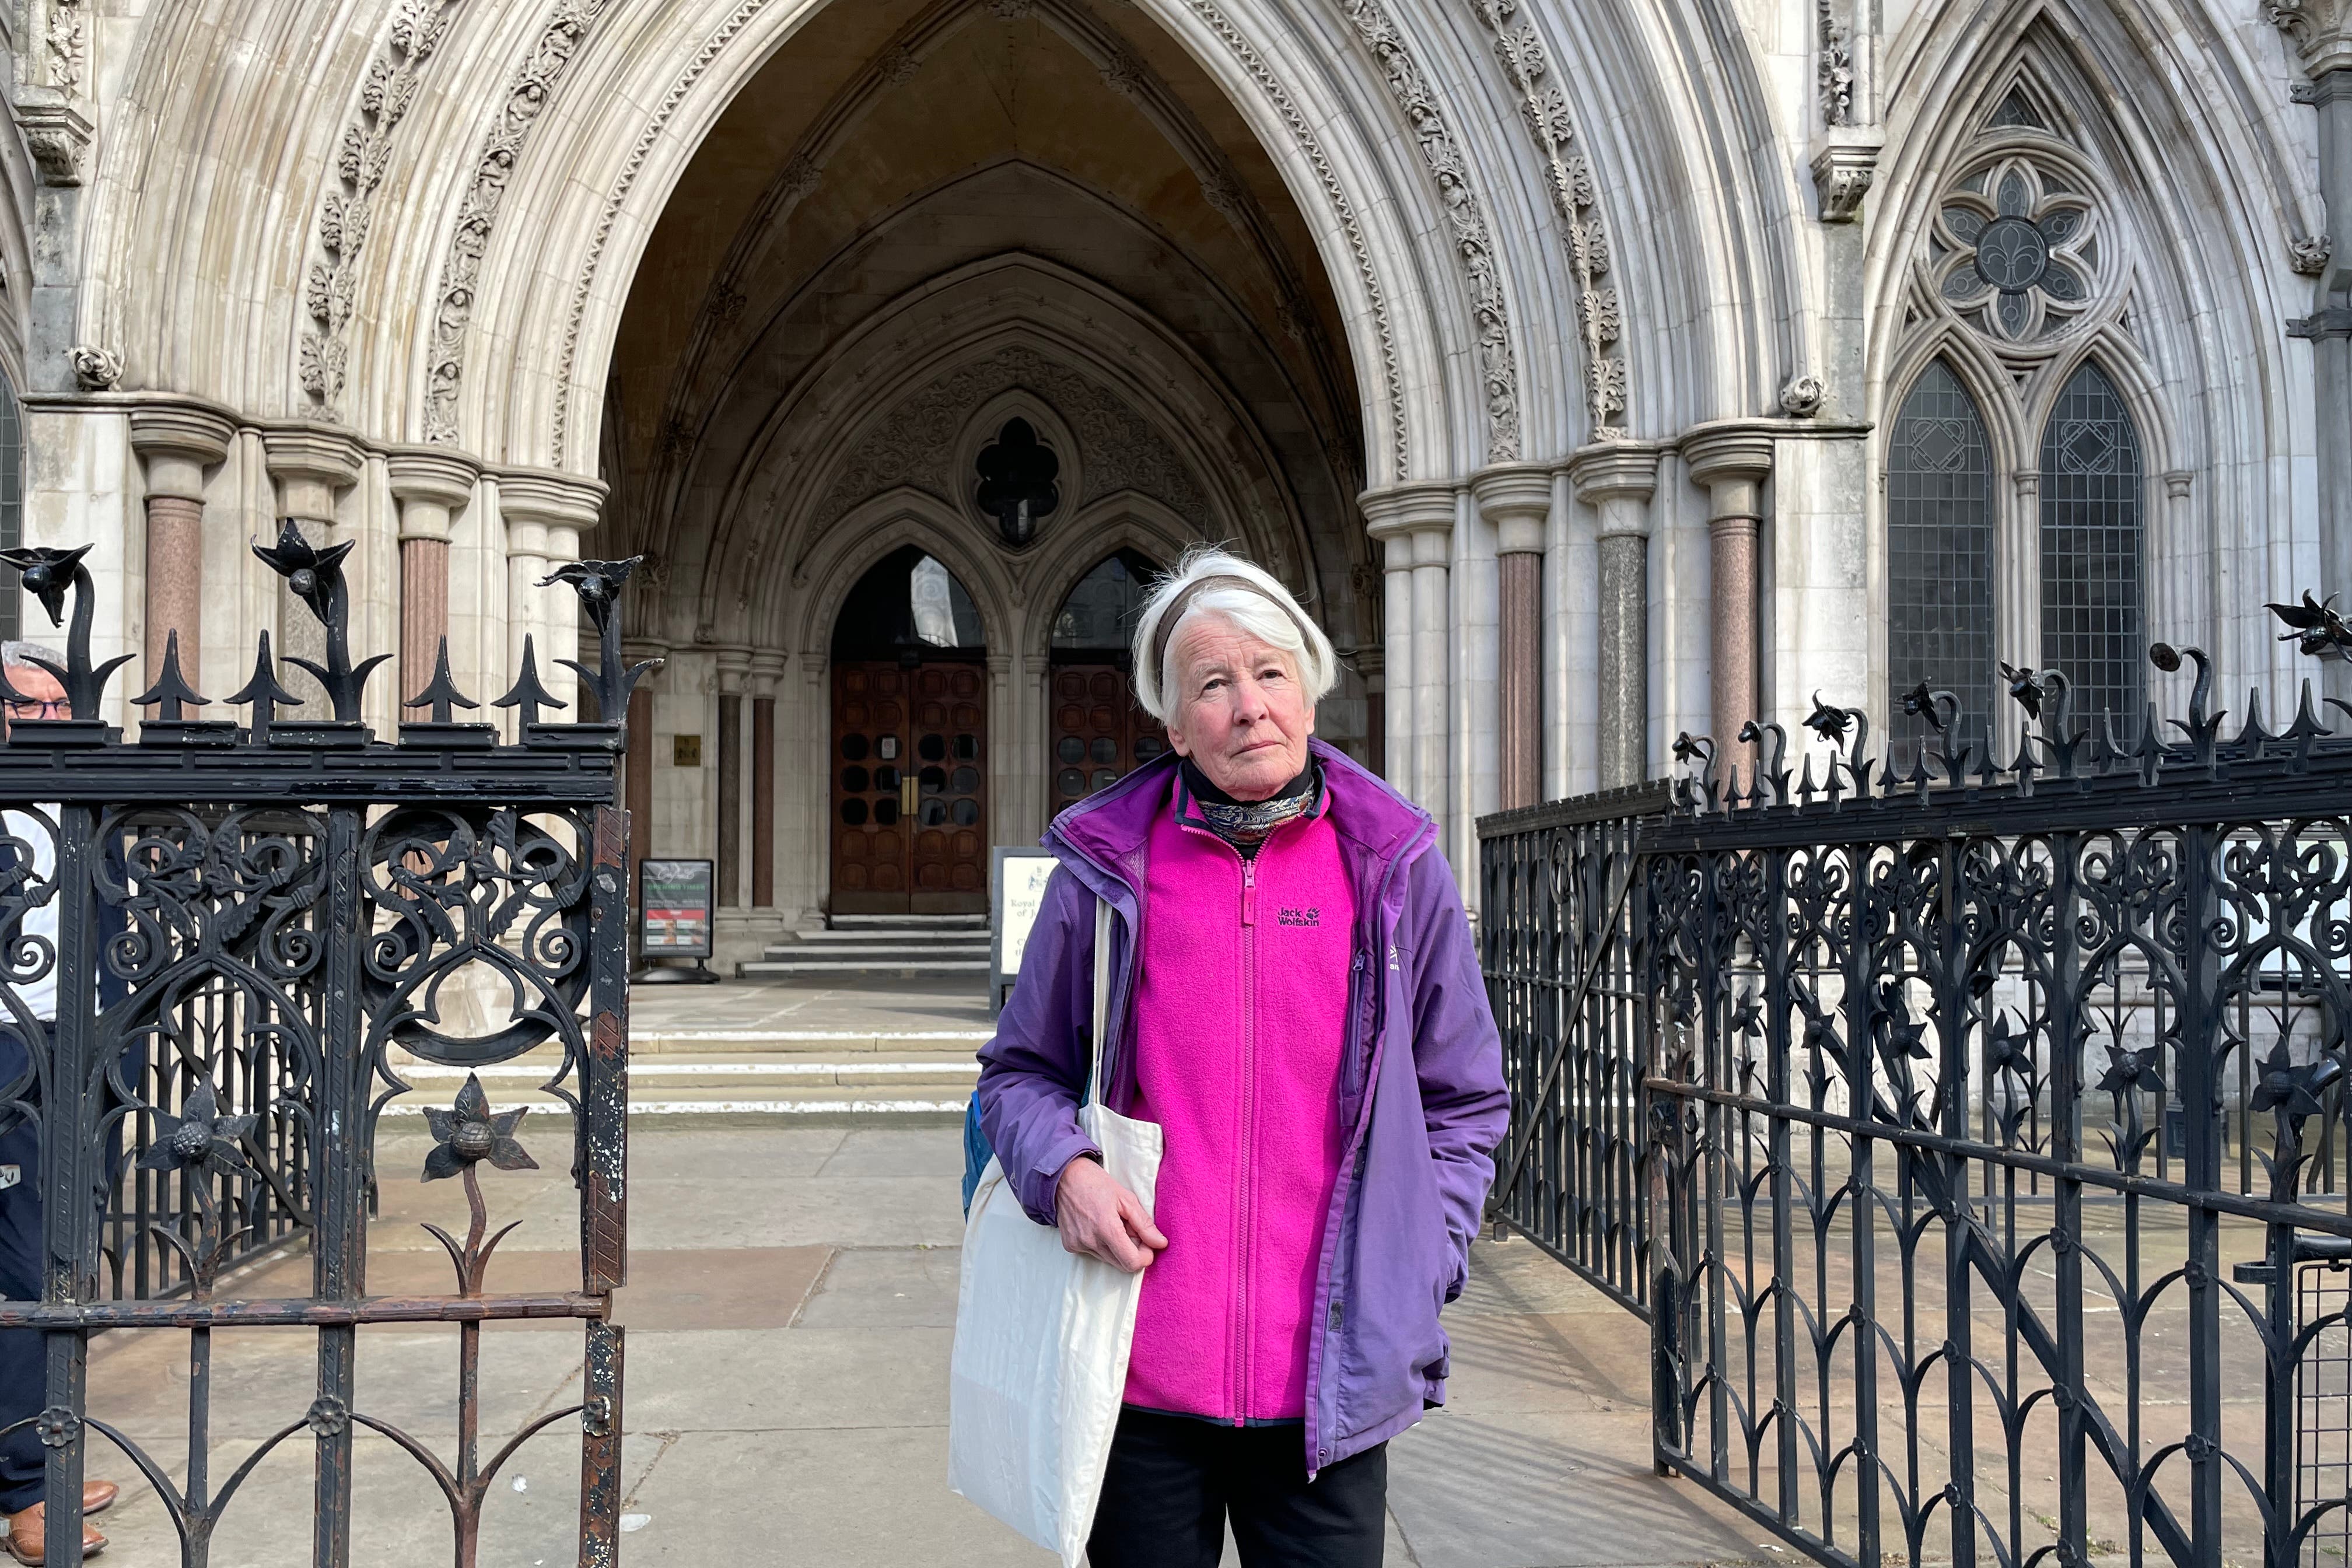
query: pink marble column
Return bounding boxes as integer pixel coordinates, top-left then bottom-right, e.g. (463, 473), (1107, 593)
(1474, 464), (1553, 812)
(386, 450), (479, 704)
(128, 407), (234, 703)
(1682, 427), (1774, 778)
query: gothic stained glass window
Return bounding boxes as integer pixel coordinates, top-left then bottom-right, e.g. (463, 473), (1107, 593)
(1887, 360), (1994, 763)
(2039, 362), (2143, 743)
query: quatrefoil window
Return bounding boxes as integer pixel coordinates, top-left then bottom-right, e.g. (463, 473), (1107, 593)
(1933, 159), (2096, 344)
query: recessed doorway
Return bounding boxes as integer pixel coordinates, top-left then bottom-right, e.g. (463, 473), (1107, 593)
(1048, 551), (1167, 811)
(831, 547), (989, 914)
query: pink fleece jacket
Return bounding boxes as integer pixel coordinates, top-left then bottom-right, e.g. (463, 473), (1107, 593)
(1123, 793), (1357, 1423)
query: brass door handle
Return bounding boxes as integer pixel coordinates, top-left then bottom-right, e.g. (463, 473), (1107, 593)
(901, 775), (918, 815)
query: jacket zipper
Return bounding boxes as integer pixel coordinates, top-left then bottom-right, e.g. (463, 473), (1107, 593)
(1236, 853), (1256, 1426)
(1305, 821), (1429, 1473)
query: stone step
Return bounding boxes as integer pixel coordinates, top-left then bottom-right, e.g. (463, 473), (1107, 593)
(460, 1031), (993, 1058)
(763, 941), (992, 959)
(827, 913), (989, 929)
(785, 928), (993, 946)
(383, 1059), (977, 1121)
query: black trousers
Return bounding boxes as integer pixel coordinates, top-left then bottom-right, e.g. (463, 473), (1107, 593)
(0, 1052), (43, 1516)
(1087, 1408), (1386, 1568)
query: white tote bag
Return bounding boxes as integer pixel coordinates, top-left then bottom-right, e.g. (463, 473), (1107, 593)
(950, 899), (1163, 1566)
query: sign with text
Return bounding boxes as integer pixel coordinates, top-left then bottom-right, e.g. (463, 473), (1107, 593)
(991, 847), (1060, 1013)
(639, 859), (715, 958)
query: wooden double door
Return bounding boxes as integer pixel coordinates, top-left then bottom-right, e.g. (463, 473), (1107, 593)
(831, 662), (988, 914)
(1049, 664), (1167, 811)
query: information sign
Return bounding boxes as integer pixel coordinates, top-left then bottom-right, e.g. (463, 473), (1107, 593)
(639, 859), (715, 958)
(990, 847), (1060, 1013)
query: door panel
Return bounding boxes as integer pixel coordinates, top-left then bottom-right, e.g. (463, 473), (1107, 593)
(832, 662), (988, 915)
(1048, 664), (1164, 813)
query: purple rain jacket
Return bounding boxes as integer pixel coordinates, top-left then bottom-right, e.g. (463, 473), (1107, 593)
(975, 737), (1510, 1476)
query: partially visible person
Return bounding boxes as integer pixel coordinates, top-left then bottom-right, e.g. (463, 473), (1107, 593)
(0, 645), (116, 1563)
(976, 548), (1508, 1567)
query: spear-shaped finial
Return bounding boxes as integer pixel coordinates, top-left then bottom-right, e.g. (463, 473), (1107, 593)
(228, 630), (300, 743)
(131, 631), (209, 721)
(493, 635), (566, 733)
(404, 638), (480, 726)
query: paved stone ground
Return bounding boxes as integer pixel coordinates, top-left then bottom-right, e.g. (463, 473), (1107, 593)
(70, 1118), (1760, 1567)
(627, 974), (996, 1039)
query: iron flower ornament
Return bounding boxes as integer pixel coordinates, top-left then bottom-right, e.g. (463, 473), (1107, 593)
(251, 522), (356, 625)
(2251, 1040), (2342, 1124)
(139, 1080), (255, 1178)
(0, 544), (92, 628)
(421, 1073), (537, 1183)
(2267, 591), (2352, 659)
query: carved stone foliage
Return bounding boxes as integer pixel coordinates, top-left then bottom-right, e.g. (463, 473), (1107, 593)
(1339, 0), (1521, 464)
(69, 345), (120, 390)
(1469, 0), (1625, 442)
(1818, 0), (1855, 129)
(425, 0), (619, 446)
(45, 0), (86, 96)
(808, 346), (1210, 534)
(18, 96), (92, 186)
(305, 0), (468, 417)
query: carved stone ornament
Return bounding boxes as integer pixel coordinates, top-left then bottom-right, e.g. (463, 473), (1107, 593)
(69, 345), (121, 391)
(1468, 0), (1626, 442)
(2270, 1), (2352, 74)
(2292, 233), (2335, 276)
(1818, 0), (1855, 129)
(1811, 143), (1877, 223)
(1340, 0), (1521, 463)
(425, 0), (620, 445)
(15, 94), (92, 186)
(1778, 375), (1826, 418)
(305, 0), (470, 416)
(44, 0), (86, 97)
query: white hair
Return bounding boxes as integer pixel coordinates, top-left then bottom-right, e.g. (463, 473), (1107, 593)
(1131, 545), (1336, 723)
(0, 643), (60, 671)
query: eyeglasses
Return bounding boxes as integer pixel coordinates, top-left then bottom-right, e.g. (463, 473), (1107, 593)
(4, 700), (67, 720)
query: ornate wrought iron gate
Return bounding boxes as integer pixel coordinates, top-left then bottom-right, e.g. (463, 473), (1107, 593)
(1484, 635), (2352, 1568)
(0, 530), (650, 1566)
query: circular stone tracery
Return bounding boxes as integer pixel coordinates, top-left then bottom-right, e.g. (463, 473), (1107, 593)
(1932, 156), (2099, 346)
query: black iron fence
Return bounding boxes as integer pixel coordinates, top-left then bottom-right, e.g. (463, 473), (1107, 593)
(0, 532), (650, 1566)
(1482, 636), (2352, 1568)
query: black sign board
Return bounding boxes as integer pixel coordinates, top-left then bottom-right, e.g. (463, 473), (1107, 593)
(638, 859), (715, 959)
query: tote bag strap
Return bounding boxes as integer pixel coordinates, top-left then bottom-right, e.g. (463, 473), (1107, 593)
(1086, 898), (1113, 1110)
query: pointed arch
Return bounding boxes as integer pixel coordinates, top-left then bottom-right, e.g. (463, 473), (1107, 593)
(2036, 358), (2145, 739)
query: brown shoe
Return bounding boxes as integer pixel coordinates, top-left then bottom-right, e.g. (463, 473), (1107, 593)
(2, 1502), (106, 1563)
(78, 1483), (114, 1517)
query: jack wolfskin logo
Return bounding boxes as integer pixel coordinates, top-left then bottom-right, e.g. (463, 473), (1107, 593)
(1278, 907), (1321, 928)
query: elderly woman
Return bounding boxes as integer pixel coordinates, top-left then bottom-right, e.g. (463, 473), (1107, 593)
(977, 547), (1508, 1567)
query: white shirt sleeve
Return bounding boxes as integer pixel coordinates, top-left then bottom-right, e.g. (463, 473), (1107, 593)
(1, 807), (58, 1024)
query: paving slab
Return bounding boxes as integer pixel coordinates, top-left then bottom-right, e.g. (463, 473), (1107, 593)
(629, 975), (996, 1038)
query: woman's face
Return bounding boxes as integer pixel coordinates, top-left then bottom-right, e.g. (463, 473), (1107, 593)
(1163, 614), (1314, 801)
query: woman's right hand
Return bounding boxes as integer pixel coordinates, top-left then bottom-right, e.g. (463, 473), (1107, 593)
(1053, 1156), (1168, 1273)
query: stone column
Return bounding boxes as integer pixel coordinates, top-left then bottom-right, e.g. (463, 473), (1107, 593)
(261, 428), (366, 716)
(1682, 428), (1774, 771)
(1570, 444), (1662, 789)
(1471, 465), (1552, 811)
(715, 649), (747, 909)
(384, 449), (478, 708)
(2276, 9), (2352, 698)
(127, 406), (233, 702)
(1360, 483), (1456, 810)
(497, 470), (606, 720)
(751, 651), (786, 910)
